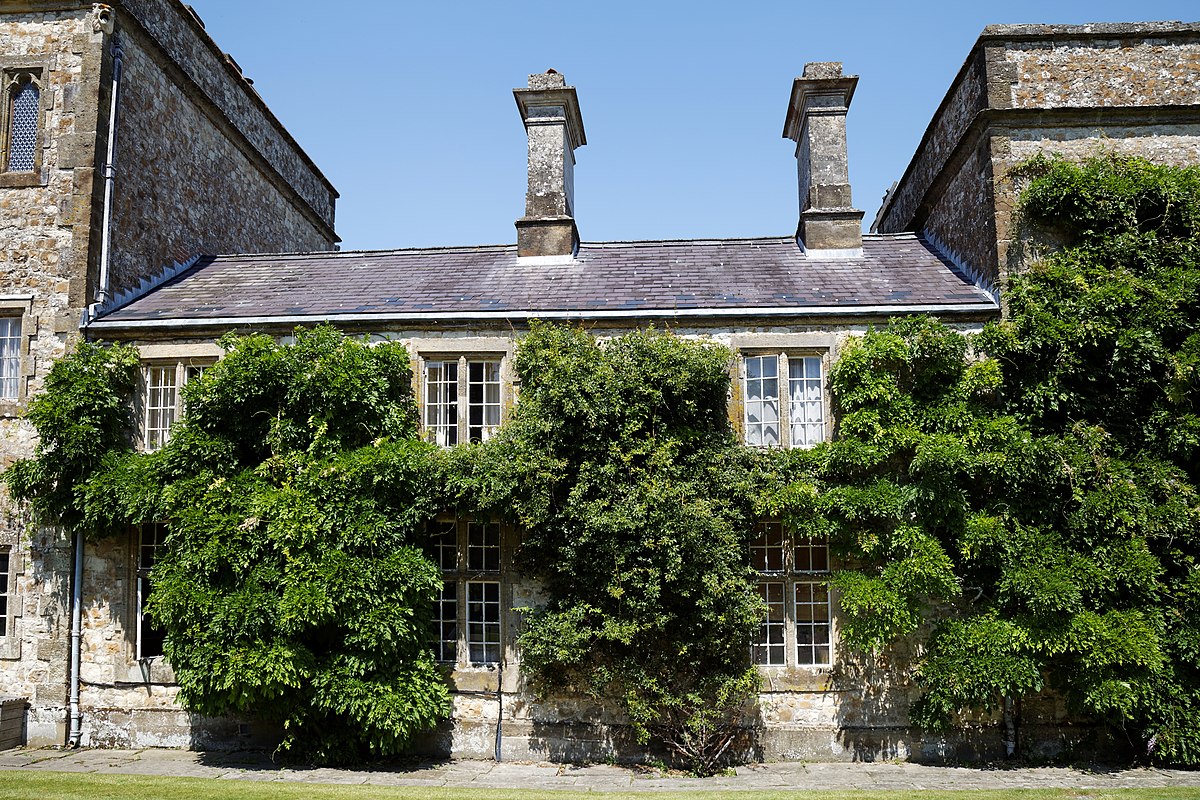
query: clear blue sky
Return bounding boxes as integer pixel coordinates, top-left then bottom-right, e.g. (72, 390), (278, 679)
(189, 1), (1198, 252)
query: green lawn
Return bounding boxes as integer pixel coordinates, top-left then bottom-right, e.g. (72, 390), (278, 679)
(1, 774), (1200, 800)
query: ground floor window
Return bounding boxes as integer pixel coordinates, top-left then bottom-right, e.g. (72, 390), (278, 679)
(428, 518), (505, 666)
(751, 521), (832, 667)
(0, 547), (10, 637)
(136, 523), (167, 659)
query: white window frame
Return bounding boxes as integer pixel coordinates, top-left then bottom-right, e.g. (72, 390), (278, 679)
(421, 356), (504, 446)
(428, 518), (505, 666)
(0, 317), (21, 401)
(741, 352), (828, 448)
(751, 521), (833, 669)
(140, 361), (210, 452)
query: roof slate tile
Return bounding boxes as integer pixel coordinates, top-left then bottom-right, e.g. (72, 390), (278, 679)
(94, 234), (997, 325)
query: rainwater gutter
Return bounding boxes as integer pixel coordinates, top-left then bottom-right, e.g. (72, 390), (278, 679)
(83, 302), (1002, 333)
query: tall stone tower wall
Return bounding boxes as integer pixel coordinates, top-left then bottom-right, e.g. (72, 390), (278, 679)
(106, 0), (339, 298)
(0, 0), (338, 747)
(873, 22), (1200, 292)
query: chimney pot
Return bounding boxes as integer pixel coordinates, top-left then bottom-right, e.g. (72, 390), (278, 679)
(514, 72), (586, 257)
(783, 61), (864, 254)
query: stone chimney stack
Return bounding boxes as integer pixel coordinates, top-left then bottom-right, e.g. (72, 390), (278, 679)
(514, 70), (586, 258)
(782, 62), (864, 254)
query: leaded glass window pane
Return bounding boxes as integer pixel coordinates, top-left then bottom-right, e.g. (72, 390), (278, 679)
(796, 582), (831, 666)
(6, 79), (38, 173)
(0, 318), (20, 400)
(0, 551), (9, 637)
(145, 366), (178, 451)
(750, 521), (785, 572)
(433, 582), (458, 663)
(424, 361), (458, 446)
(427, 520), (457, 571)
(789, 356), (825, 447)
(467, 521), (500, 572)
(467, 580), (501, 664)
(467, 360), (502, 443)
(137, 523), (168, 659)
(794, 536), (829, 573)
(744, 355), (780, 447)
(752, 581), (786, 666)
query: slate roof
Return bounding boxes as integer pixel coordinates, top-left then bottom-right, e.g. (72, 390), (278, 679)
(89, 233), (997, 330)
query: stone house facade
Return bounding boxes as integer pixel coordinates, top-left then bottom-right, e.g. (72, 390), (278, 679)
(0, 6), (1197, 761)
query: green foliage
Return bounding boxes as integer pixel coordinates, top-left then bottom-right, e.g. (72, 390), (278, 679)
(8, 327), (450, 764)
(5, 341), (140, 532)
(8, 153), (1199, 769)
(463, 323), (760, 774)
(773, 154), (1200, 763)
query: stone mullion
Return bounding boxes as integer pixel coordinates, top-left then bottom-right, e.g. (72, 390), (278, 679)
(457, 355), (469, 446)
(778, 352), (791, 449)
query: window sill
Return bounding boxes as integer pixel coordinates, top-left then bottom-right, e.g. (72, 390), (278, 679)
(757, 665), (834, 692)
(0, 636), (21, 661)
(119, 657), (176, 685)
(444, 664), (502, 692)
(0, 171), (43, 189)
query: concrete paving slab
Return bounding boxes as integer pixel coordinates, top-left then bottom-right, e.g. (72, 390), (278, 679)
(3, 747), (1200, 791)
(277, 769), (370, 785)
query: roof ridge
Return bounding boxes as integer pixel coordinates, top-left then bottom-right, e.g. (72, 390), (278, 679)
(581, 235), (794, 247)
(196, 232), (927, 263)
(205, 242), (519, 261)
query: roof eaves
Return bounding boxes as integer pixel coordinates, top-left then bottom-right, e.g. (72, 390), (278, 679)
(85, 254), (205, 326)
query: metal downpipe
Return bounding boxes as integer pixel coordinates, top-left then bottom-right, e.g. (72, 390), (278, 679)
(95, 33), (123, 309)
(67, 530), (83, 747)
(69, 27), (123, 748)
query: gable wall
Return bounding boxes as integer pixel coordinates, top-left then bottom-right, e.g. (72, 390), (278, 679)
(0, 0), (340, 748)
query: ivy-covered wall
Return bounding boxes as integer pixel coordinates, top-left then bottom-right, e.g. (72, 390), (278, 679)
(6, 154), (1200, 770)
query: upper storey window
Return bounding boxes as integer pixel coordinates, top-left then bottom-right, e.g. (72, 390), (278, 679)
(743, 354), (826, 448)
(3, 70), (41, 174)
(140, 362), (208, 452)
(423, 357), (503, 446)
(0, 317), (21, 401)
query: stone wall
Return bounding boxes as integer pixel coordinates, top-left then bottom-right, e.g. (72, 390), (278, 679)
(875, 22), (1200, 288)
(992, 124), (1200, 282)
(0, 6), (108, 746)
(41, 320), (1063, 763)
(106, 13), (336, 297)
(873, 48), (988, 241)
(117, 0), (336, 232)
(0, 0), (340, 748)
